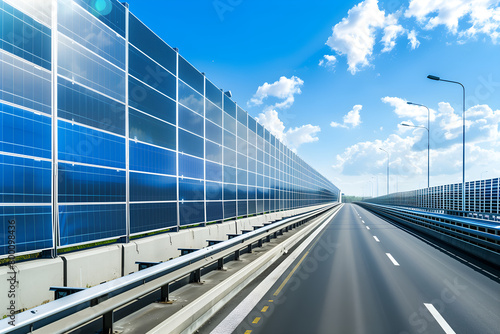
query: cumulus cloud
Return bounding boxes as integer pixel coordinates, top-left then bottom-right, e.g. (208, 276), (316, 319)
(381, 96), (436, 123)
(319, 54), (337, 70)
(255, 110), (321, 151)
(381, 14), (406, 52)
(251, 77), (321, 151)
(255, 109), (285, 141)
(407, 29), (420, 49)
(334, 99), (500, 193)
(405, 0), (500, 44)
(326, 0), (388, 74)
(248, 76), (304, 110)
(325, 0), (499, 76)
(331, 105), (363, 128)
(284, 125), (321, 151)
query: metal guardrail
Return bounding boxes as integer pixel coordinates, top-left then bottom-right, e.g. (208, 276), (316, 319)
(363, 177), (500, 222)
(357, 202), (500, 263)
(0, 203), (339, 334)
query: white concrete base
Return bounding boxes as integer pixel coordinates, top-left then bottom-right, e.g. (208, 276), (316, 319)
(0, 258), (63, 316)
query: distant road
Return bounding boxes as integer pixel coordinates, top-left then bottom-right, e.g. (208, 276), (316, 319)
(213, 203), (500, 334)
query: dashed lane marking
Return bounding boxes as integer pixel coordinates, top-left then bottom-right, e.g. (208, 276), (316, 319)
(386, 253), (400, 266)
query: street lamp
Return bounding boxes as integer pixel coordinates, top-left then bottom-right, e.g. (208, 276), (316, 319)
(402, 121), (430, 208)
(406, 102), (430, 188)
(427, 74), (466, 214)
(379, 148), (390, 195)
(368, 180), (373, 197)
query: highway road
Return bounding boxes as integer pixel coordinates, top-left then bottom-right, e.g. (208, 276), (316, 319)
(208, 203), (500, 334)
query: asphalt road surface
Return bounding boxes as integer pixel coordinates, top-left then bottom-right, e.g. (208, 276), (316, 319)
(210, 203), (500, 334)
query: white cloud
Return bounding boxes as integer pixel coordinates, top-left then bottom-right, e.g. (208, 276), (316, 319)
(326, 0), (388, 74)
(319, 55), (337, 69)
(382, 96), (436, 123)
(331, 105), (363, 128)
(255, 108), (321, 152)
(333, 99), (500, 196)
(284, 125), (321, 151)
(381, 14), (406, 52)
(405, 0), (500, 44)
(407, 29), (420, 49)
(248, 76), (304, 110)
(255, 109), (285, 141)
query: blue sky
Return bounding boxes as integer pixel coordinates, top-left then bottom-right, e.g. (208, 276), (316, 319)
(126, 0), (500, 197)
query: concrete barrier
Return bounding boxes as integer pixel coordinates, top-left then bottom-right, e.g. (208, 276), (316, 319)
(0, 258), (63, 317)
(62, 245), (122, 288)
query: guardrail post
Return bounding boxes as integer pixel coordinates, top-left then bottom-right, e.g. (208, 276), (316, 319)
(217, 258), (224, 270)
(161, 283), (169, 302)
(266, 235), (271, 242)
(103, 310), (113, 334)
(273, 231), (277, 238)
(247, 243), (252, 253)
(234, 249), (240, 260)
(258, 239), (263, 247)
(190, 268), (201, 283)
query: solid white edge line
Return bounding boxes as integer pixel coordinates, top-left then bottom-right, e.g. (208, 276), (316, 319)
(209, 205), (343, 334)
(373, 236), (380, 242)
(385, 253), (400, 266)
(424, 303), (456, 334)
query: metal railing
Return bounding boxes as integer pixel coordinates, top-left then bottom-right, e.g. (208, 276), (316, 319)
(0, 203), (339, 334)
(357, 202), (500, 265)
(363, 177), (500, 221)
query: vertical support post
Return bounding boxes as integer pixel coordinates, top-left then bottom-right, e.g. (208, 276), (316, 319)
(203, 73), (207, 227)
(175, 48), (180, 230)
(217, 258), (224, 270)
(258, 239), (263, 247)
(103, 311), (114, 334)
(190, 268), (201, 283)
(51, 0), (59, 259)
(234, 249), (240, 261)
(124, 2), (130, 244)
(247, 243), (252, 253)
(161, 283), (169, 302)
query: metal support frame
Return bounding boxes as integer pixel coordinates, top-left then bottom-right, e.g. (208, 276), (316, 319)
(136, 261), (161, 271)
(103, 311), (114, 334)
(161, 283), (169, 302)
(190, 268), (201, 283)
(49, 287), (86, 300)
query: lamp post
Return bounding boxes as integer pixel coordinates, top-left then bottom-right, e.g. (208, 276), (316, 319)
(402, 121), (431, 208)
(368, 180), (373, 198)
(406, 102), (430, 188)
(427, 74), (466, 214)
(379, 148), (390, 195)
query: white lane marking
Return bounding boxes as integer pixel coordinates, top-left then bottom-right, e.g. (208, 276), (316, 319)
(424, 303), (456, 334)
(386, 253), (400, 266)
(362, 220), (365, 224)
(373, 236), (380, 242)
(366, 226), (370, 230)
